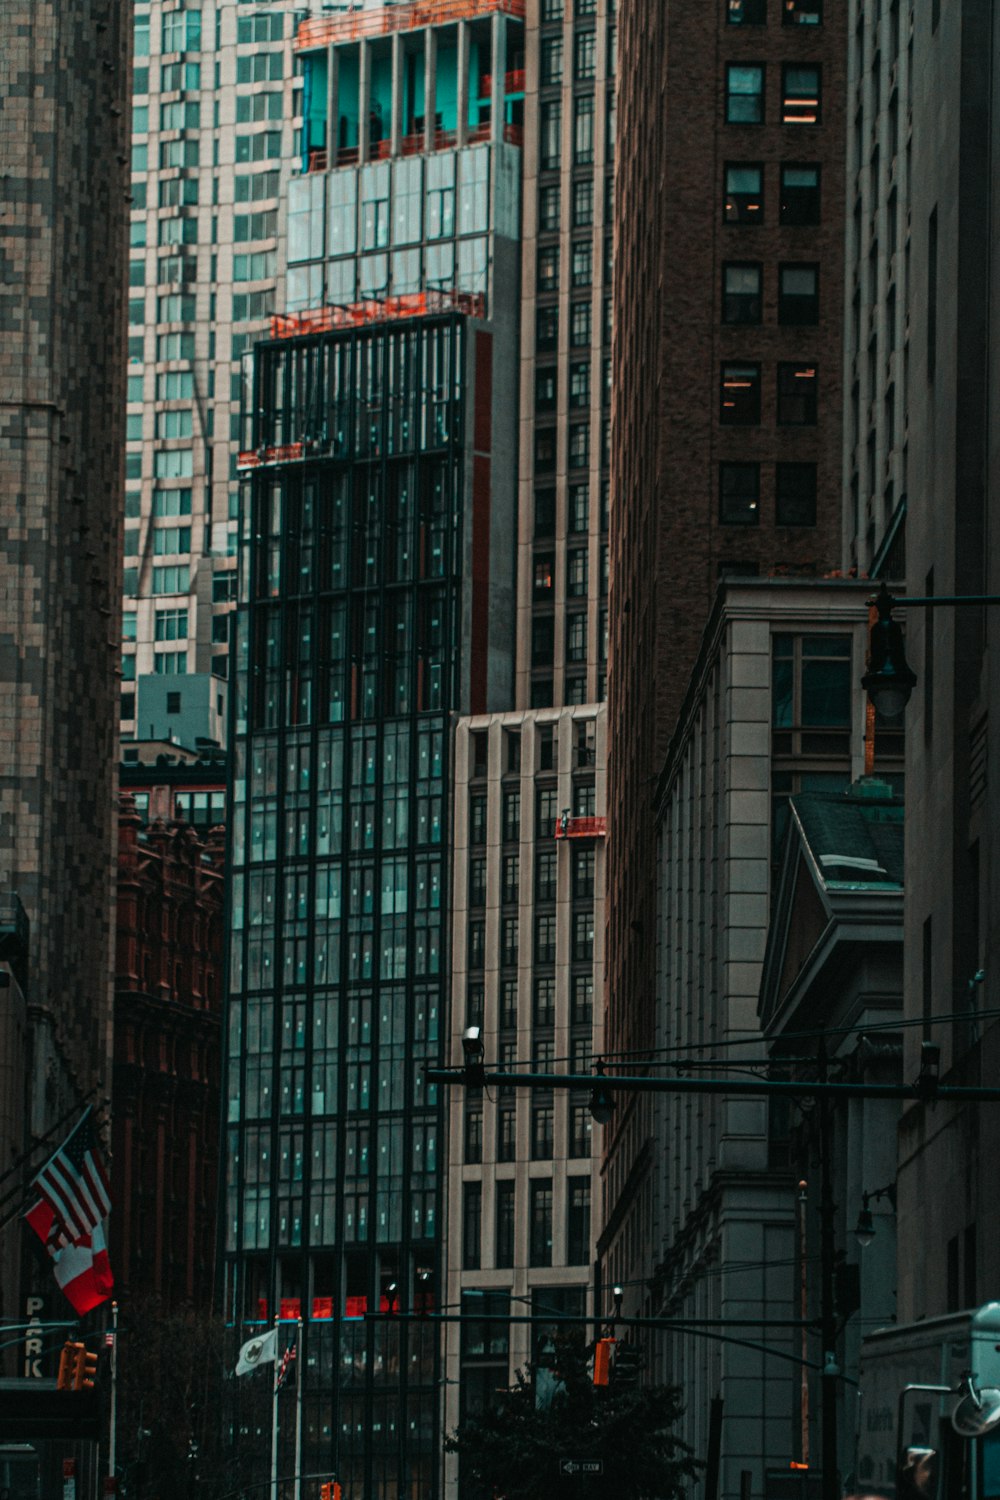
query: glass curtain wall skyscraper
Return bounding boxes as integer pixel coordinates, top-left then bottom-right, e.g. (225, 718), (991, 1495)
(223, 6), (524, 1497)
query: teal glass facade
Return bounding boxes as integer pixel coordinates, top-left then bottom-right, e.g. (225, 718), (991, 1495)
(225, 314), (471, 1500)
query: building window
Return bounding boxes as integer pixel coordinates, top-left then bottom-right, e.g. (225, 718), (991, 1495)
(497, 1105), (516, 1162)
(534, 553), (555, 594)
(535, 489), (556, 538)
(502, 853), (520, 904)
(531, 1105), (554, 1160)
(540, 100), (562, 170)
(782, 65), (821, 124)
(470, 792), (487, 844)
(569, 483), (590, 533)
(574, 95), (595, 165)
(535, 428), (557, 475)
(572, 241), (593, 287)
(537, 244), (559, 294)
(529, 1181), (553, 1266)
(572, 180), (594, 228)
(572, 973), (594, 1024)
(534, 975), (556, 1026)
(536, 368), (557, 413)
(720, 363), (761, 424)
(501, 916), (519, 967)
(570, 361), (591, 409)
(780, 163), (821, 224)
(155, 607), (189, 642)
(784, 0), (821, 21)
(463, 1182), (482, 1270)
(567, 549), (589, 597)
(566, 614), (588, 664)
(726, 64), (765, 124)
(777, 362), (818, 424)
(570, 302), (592, 347)
(569, 1104), (592, 1157)
(465, 1107), (483, 1164)
(536, 913), (557, 964)
(719, 462), (761, 525)
(567, 1180), (591, 1265)
(536, 848), (557, 902)
(772, 632), (852, 747)
(539, 184), (561, 232)
(575, 31), (596, 80)
(468, 919), (486, 971)
(722, 263), (762, 324)
(728, 0), (767, 20)
(495, 1180), (515, 1267)
(724, 162), (763, 223)
(536, 306), (559, 352)
(532, 615), (554, 668)
(573, 848), (596, 898)
(778, 264), (819, 324)
(541, 36), (563, 85)
(776, 462), (817, 525)
(568, 423), (590, 469)
(572, 910), (594, 961)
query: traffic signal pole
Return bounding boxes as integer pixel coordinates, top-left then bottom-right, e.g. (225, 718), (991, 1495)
(109, 1301), (119, 1494)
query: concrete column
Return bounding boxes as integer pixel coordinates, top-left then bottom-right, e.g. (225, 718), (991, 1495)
(490, 12), (506, 144)
(326, 44), (338, 163)
(390, 33), (403, 155)
(423, 26), (436, 153)
(358, 38), (371, 162)
(456, 20), (469, 147)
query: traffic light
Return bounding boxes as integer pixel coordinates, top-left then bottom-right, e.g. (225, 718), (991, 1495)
(321, 1483), (332, 1500)
(72, 1346), (98, 1390)
(592, 1338), (614, 1386)
(57, 1342), (83, 1392)
(612, 1341), (643, 1388)
(333, 1485), (342, 1500)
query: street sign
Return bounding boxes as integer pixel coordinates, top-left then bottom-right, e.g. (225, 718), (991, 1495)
(558, 1460), (604, 1476)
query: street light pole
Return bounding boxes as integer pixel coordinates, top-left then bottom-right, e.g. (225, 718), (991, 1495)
(816, 1053), (839, 1500)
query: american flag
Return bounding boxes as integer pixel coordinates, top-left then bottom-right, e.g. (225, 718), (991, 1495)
(276, 1341), (297, 1390)
(27, 1109), (112, 1249)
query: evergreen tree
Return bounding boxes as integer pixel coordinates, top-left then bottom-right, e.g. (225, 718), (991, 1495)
(445, 1333), (699, 1500)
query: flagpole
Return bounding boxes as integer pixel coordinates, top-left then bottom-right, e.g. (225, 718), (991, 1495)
(109, 1300), (119, 1492)
(293, 1318), (303, 1500)
(270, 1315), (280, 1500)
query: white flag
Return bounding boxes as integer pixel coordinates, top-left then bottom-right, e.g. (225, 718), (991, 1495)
(236, 1327), (278, 1377)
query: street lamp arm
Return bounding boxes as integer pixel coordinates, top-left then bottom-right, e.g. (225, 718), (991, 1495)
(880, 594), (1000, 608)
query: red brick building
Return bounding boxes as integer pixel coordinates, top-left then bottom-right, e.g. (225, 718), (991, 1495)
(111, 795), (224, 1307)
(606, 0), (847, 1298)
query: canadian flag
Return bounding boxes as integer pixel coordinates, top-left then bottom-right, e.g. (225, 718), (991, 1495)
(25, 1198), (114, 1315)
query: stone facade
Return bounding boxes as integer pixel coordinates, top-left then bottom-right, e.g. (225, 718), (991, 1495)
(0, 0), (128, 1326)
(648, 579), (896, 1499)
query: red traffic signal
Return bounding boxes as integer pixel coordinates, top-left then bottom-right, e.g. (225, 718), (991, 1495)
(57, 1342), (83, 1392)
(73, 1346), (99, 1390)
(321, 1484), (331, 1500)
(592, 1338), (615, 1386)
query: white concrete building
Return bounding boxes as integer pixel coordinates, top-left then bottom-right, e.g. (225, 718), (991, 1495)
(648, 578), (902, 1500)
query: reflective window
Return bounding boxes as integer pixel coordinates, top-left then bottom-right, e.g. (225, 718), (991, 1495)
(719, 462), (760, 525)
(720, 363), (761, 424)
(724, 162), (763, 223)
(726, 64), (765, 123)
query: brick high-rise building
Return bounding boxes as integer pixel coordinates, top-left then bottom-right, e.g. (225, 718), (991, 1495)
(0, 0), (129, 1333)
(112, 795), (224, 1306)
(606, 0), (847, 1314)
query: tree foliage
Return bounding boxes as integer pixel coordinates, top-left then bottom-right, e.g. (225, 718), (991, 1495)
(114, 1295), (260, 1500)
(445, 1334), (699, 1500)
